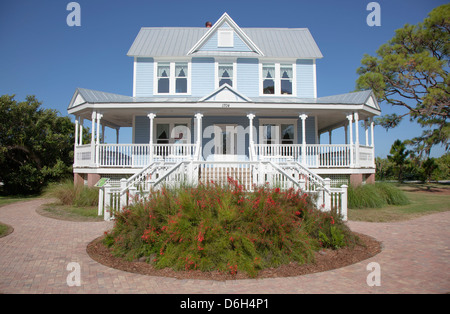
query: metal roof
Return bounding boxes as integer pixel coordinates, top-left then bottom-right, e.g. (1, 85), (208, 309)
(69, 88), (376, 109)
(127, 27), (323, 59)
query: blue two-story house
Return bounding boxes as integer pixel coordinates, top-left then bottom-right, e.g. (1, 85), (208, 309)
(68, 13), (380, 194)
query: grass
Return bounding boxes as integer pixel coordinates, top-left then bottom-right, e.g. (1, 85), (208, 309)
(39, 203), (103, 222)
(348, 182), (450, 222)
(0, 195), (37, 207)
(38, 179), (102, 221)
(348, 182), (410, 209)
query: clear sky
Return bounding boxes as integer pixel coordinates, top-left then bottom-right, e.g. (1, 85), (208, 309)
(0, 0), (447, 158)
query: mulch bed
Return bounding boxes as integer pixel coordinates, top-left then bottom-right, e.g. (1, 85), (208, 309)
(86, 232), (382, 281)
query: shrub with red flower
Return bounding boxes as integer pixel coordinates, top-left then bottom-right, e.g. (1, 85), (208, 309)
(103, 179), (357, 277)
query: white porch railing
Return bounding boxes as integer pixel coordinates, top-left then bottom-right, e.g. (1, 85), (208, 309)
(74, 144), (93, 167)
(254, 143), (373, 168)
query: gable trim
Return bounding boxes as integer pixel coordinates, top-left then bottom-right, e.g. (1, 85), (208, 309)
(199, 83), (252, 103)
(187, 13), (264, 56)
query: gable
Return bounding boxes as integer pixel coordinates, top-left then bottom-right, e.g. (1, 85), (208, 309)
(198, 22), (253, 52)
(188, 13), (264, 56)
(199, 84), (251, 103)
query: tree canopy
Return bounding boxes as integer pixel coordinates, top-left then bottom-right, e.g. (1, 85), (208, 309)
(356, 4), (449, 156)
(0, 95), (77, 195)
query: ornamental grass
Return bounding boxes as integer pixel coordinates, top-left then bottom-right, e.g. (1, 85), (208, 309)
(104, 178), (357, 277)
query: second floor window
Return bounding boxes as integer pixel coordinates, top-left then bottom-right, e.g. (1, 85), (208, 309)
(156, 62), (189, 94)
(218, 63), (233, 87)
(261, 63), (294, 96)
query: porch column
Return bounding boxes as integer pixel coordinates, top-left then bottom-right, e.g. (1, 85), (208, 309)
(195, 113), (203, 160)
(79, 118), (84, 145)
(101, 124), (105, 144)
(147, 113), (156, 162)
(364, 119), (369, 146)
(354, 112), (359, 167)
(95, 113), (103, 166)
(116, 128), (120, 144)
(370, 117), (375, 167)
(91, 111), (96, 166)
(328, 130), (332, 144)
(247, 114), (255, 161)
(347, 114), (354, 167)
(74, 116), (79, 148)
(300, 114), (308, 166)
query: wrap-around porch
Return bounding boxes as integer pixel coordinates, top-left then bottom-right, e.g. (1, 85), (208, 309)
(73, 110), (376, 170)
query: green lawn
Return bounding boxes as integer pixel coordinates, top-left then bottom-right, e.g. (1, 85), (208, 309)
(348, 183), (450, 222)
(0, 195), (37, 207)
(38, 203), (103, 222)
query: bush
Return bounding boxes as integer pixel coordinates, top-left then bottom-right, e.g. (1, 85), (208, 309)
(104, 179), (357, 277)
(348, 182), (409, 209)
(44, 179), (98, 207)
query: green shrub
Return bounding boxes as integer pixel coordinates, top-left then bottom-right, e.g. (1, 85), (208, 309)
(348, 182), (409, 209)
(104, 179), (357, 277)
(44, 179), (98, 207)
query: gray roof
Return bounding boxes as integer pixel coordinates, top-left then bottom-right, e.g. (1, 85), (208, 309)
(127, 27), (323, 59)
(69, 88), (376, 109)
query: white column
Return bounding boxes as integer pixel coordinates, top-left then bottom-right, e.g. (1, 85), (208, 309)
(195, 113), (203, 160)
(364, 120), (369, 146)
(147, 113), (156, 162)
(91, 111), (96, 145)
(354, 112), (359, 167)
(347, 114), (354, 167)
(74, 116), (79, 148)
(95, 113), (103, 166)
(79, 118), (84, 145)
(370, 117), (375, 167)
(91, 111), (96, 166)
(300, 114), (308, 165)
(247, 114), (255, 161)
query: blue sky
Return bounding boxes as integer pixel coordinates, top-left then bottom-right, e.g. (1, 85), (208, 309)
(0, 0), (447, 158)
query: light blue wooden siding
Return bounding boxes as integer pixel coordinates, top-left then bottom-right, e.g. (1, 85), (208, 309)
(134, 116), (150, 144)
(134, 116), (195, 144)
(236, 58), (259, 96)
(199, 23), (252, 52)
(296, 59), (315, 98)
(191, 57), (215, 97)
(135, 57), (153, 97)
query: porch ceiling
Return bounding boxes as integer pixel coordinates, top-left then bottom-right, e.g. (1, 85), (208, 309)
(73, 106), (375, 132)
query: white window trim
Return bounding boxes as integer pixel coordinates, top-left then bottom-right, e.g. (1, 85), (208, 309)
(153, 118), (192, 144)
(259, 62), (296, 97)
(258, 119), (298, 145)
(153, 61), (191, 96)
(215, 60), (237, 90)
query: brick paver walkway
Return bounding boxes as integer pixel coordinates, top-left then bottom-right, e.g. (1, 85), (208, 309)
(0, 198), (449, 294)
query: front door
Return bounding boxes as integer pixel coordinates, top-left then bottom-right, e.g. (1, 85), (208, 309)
(214, 124), (237, 161)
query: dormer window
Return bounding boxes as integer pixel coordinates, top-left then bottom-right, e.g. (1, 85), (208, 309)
(155, 61), (190, 95)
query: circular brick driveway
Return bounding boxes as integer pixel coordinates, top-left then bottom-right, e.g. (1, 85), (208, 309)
(0, 198), (449, 294)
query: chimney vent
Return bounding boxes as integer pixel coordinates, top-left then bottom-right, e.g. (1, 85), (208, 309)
(205, 21), (212, 28)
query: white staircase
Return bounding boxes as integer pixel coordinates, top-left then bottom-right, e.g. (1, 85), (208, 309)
(98, 159), (348, 221)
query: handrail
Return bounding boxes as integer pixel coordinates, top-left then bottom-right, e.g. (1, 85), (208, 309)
(152, 161), (185, 187)
(119, 161), (160, 194)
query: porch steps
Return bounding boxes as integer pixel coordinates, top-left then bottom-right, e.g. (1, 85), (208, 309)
(198, 166), (253, 188)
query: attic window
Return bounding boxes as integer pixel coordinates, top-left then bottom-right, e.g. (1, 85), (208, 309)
(218, 30), (234, 47)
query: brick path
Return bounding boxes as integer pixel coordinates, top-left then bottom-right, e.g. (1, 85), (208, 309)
(0, 198), (449, 294)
